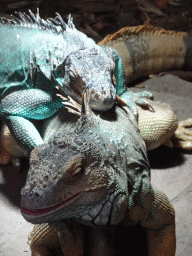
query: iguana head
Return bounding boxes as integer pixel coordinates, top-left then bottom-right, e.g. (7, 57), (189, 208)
(21, 93), (128, 226)
(60, 47), (116, 111)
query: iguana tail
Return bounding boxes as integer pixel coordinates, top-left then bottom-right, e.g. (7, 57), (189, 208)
(98, 25), (192, 84)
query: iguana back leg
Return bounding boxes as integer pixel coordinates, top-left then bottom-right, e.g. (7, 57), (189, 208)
(137, 100), (178, 150)
(0, 121), (22, 165)
(100, 46), (153, 117)
(0, 88), (63, 154)
(0, 140), (20, 166)
(141, 188), (176, 256)
(3, 116), (43, 156)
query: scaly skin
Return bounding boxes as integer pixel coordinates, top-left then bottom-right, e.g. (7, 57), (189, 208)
(2, 11), (192, 157)
(2, 93), (190, 165)
(21, 92), (176, 255)
(0, 10), (119, 154)
(1, 13), (192, 157)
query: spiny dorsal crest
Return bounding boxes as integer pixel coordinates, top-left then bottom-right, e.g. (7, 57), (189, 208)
(0, 8), (75, 34)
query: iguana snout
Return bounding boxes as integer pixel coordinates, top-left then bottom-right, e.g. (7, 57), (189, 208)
(61, 47), (116, 111)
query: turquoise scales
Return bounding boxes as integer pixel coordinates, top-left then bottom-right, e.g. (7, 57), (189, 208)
(0, 10), (152, 155)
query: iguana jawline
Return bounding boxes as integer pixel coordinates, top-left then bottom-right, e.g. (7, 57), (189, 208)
(21, 192), (83, 216)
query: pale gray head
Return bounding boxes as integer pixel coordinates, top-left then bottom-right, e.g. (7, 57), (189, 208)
(61, 47), (116, 111)
(21, 93), (128, 226)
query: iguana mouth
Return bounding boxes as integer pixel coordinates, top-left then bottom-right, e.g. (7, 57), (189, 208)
(21, 192), (82, 216)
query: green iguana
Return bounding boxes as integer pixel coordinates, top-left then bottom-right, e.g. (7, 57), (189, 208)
(21, 91), (176, 255)
(0, 9), (153, 157)
(1, 10), (192, 161)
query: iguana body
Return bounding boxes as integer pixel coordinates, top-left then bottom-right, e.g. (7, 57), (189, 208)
(21, 92), (176, 255)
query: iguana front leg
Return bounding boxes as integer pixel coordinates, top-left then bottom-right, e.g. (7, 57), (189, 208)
(141, 188), (176, 256)
(127, 186), (176, 255)
(0, 88), (63, 155)
(52, 220), (84, 256)
(101, 45), (153, 117)
(28, 221), (84, 256)
(88, 227), (115, 256)
(28, 222), (114, 256)
(28, 223), (61, 256)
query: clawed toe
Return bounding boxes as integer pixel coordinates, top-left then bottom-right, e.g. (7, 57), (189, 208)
(120, 89), (154, 119)
(173, 118), (192, 150)
(135, 98), (155, 112)
(0, 141), (20, 166)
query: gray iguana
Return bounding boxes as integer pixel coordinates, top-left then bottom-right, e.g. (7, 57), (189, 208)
(21, 92), (176, 255)
(0, 9), (153, 157)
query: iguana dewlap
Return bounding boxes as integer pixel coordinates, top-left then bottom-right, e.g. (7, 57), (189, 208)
(21, 92), (176, 255)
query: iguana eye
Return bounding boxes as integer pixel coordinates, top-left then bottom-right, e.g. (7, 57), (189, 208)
(109, 59), (115, 71)
(69, 70), (76, 79)
(64, 157), (85, 184)
(71, 166), (83, 180)
(112, 74), (116, 87)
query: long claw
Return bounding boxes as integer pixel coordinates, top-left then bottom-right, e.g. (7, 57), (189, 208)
(136, 98), (155, 112)
(56, 86), (68, 101)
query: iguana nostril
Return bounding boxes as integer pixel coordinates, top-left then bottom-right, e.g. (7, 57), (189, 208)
(43, 175), (49, 181)
(94, 93), (100, 100)
(34, 191), (41, 199)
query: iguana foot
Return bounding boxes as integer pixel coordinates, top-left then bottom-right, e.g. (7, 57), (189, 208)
(3, 116), (43, 156)
(137, 100), (178, 150)
(0, 140), (12, 165)
(0, 123), (25, 166)
(28, 223), (61, 256)
(121, 90), (154, 117)
(172, 118), (192, 150)
(0, 140), (20, 166)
